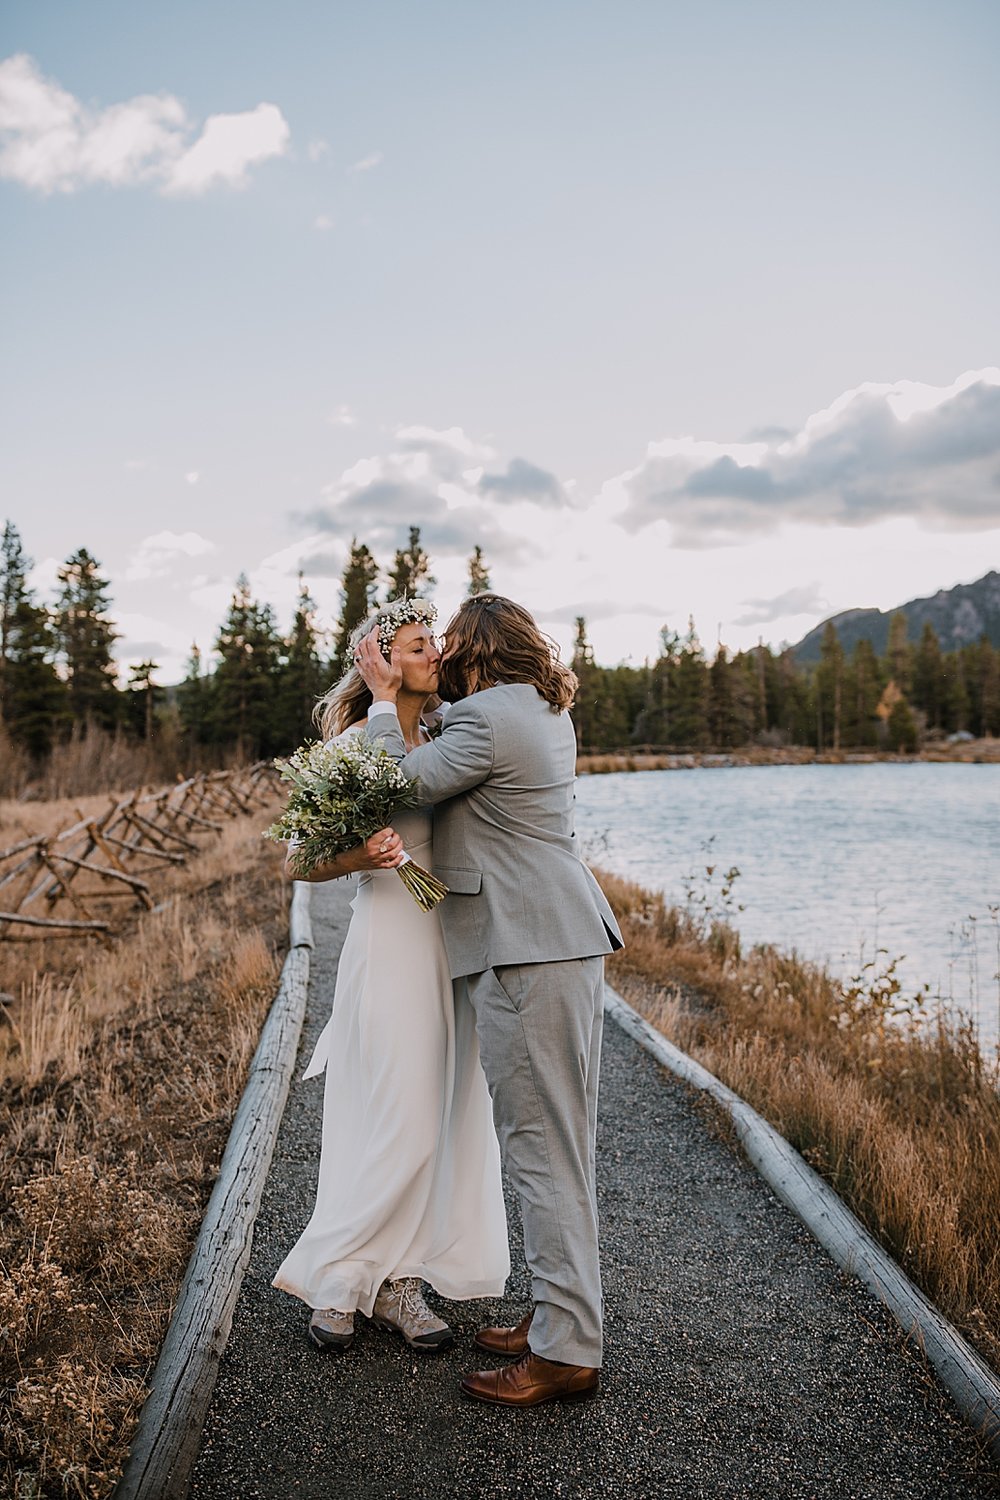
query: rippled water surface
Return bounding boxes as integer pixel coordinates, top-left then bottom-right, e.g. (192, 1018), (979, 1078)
(574, 763), (1000, 1038)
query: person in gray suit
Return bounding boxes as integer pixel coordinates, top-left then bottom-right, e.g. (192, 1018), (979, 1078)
(355, 592), (623, 1408)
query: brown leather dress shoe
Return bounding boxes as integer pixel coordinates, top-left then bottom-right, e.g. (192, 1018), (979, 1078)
(461, 1351), (600, 1407)
(474, 1307), (534, 1356)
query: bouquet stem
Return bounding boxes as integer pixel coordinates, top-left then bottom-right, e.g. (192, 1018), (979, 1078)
(395, 851), (449, 912)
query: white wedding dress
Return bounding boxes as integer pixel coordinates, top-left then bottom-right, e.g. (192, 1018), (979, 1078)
(272, 730), (509, 1316)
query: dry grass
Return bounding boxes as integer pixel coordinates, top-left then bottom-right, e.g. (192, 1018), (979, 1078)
(0, 721), (235, 804)
(0, 792), (116, 848)
(0, 798), (287, 1499)
(596, 867), (1000, 1376)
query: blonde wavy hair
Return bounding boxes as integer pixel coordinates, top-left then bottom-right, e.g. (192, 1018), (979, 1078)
(314, 600), (436, 741)
(437, 594), (576, 711)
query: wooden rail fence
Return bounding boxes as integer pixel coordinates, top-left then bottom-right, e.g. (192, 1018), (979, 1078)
(0, 763), (279, 942)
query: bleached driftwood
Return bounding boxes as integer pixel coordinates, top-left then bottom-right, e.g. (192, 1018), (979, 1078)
(114, 881), (314, 1500)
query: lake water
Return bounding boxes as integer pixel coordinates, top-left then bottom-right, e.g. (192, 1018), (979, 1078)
(574, 763), (1000, 1041)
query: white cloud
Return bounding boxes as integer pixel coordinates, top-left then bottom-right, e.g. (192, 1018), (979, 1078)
(348, 150), (383, 173)
(163, 103), (290, 196)
(328, 404), (356, 426)
(614, 367), (1000, 546)
(732, 584), (830, 628)
(115, 611), (195, 659)
(394, 425), (491, 459)
(314, 212), (335, 231)
(185, 471), (200, 485)
(282, 377), (1000, 666)
(307, 138), (329, 162)
(125, 529), (215, 582)
(0, 53), (290, 196)
(27, 555), (62, 601)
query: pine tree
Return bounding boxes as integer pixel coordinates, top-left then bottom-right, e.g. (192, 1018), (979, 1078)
(710, 646), (756, 747)
(467, 546), (491, 596)
(912, 622), (946, 731)
(212, 575), (283, 758)
(816, 621), (845, 750)
(386, 526), (434, 602)
(177, 643), (212, 747)
(844, 638), (881, 747)
(671, 620), (710, 748)
(280, 575), (328, 748)
(4, 595), (68, 757)
(331, 540), (380, 679)
(126, 659), (164, 741)
(54, 548), (120, 731)
(978, 639), (1000, 737)
(887, 693), (918, 752)
(1, 520), (29, 705)
(886, 612), (911, 695)
(570, 617), (599, 748)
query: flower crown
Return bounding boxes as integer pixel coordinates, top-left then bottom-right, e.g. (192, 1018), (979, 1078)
(349, 594), (438, 661)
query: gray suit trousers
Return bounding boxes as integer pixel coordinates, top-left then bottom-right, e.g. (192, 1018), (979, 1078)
(461, 956), (605, 1367)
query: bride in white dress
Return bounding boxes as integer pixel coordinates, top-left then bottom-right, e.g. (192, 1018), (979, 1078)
(272, 600), (509, 1353)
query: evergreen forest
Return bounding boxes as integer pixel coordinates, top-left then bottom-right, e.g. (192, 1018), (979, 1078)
(2, 519), (997, 797)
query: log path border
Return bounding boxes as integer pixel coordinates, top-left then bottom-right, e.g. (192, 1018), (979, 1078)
(113, 881), (314, 1500)
(115, 885), (999, 1495)
(604, 983), (1000, 1464)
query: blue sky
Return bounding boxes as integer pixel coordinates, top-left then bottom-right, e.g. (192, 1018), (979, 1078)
(2, 0), (999, 678)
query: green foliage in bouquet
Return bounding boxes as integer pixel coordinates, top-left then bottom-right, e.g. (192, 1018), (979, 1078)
(264, 738), (448, 911)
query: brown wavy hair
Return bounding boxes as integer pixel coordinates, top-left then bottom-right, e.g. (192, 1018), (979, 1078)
(314, 669), (372, 741)
(438, 594), (576, 711)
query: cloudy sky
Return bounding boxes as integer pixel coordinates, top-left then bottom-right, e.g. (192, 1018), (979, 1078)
(2, 0), (999, 680)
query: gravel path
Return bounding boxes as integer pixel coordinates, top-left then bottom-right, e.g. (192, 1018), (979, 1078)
(189, 880), (998, 1499)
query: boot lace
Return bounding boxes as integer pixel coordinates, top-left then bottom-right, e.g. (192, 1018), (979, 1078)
(390, 1277), (431, 1323)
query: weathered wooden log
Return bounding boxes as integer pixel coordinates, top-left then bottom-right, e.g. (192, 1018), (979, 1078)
(0, 834), (45, 862)
(124, 808), (199, 852)
(162, 805), (223, 834)
(44, 850), (153, 907)
(0, 909), (111, 933)
(114, 883), (314, 1500)
(0, 848), (44, 894)
(99, 832), (185, 865)
(37, 850), (97, 921)
(603, 985), (1000, 1463)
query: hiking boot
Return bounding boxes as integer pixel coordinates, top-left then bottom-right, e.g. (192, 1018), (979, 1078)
(308, 1307), (355, 1353)
(372, 1277), (454, 1351)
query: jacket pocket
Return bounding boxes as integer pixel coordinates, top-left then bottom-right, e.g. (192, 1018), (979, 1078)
(435, 866), (483, 895)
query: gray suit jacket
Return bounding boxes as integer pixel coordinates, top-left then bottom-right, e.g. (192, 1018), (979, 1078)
(366, 683), (624, 979)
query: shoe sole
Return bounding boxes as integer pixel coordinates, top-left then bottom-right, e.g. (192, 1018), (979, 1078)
(371, 1314), (455, 1352)
(460, 1380), (600, 1407)
(308, 1327), (354, 1354)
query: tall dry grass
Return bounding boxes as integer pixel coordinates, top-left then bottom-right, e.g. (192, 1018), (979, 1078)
(596, 867), (1000, 1374)
(2, 720), (239, 804)
(0, 802), (287, 1499)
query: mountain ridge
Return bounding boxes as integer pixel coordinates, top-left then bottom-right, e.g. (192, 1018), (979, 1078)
(791, 570), (1000, 663)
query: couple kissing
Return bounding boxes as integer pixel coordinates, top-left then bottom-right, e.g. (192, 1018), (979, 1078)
(273, 591), (623, 1408)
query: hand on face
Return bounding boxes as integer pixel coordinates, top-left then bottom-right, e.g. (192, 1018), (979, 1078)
(356, 622), (440, 700)
(355, 629), (403, 699)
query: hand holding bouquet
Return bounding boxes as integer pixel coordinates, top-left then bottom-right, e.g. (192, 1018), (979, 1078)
(264, 738), (449, 912)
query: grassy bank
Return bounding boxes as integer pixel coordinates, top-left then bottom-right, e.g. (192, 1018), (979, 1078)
(0, 803), (287, 1499)
(578, 737), (1000, 773)
(595, 867), (1000, 1376)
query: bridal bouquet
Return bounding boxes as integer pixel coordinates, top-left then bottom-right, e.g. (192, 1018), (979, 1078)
(264, 738), (449, 912)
